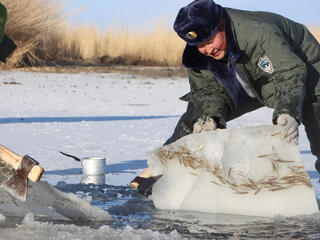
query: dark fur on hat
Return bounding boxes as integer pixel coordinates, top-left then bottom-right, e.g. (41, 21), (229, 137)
(174, 0), (224, 46)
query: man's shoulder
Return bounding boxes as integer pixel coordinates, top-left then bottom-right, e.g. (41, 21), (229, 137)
(226, 7), (304, 36)
(225, 8), (301, 53)
(225, 8), (291, 25)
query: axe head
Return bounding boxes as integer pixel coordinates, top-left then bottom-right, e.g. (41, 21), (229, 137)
(0, 155), (39, 202)
(1, 172), (28, 201)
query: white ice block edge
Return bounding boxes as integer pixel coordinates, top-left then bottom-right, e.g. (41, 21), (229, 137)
(147, 125), (319, 217)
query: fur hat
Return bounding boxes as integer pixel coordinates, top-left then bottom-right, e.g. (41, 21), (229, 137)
(173, 0), (223, 46)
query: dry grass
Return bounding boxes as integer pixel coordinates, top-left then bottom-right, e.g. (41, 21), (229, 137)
(1, 0), (64, 68)
(98, 20), (185, 66)
(0, 0), (319, 69)
(0, 0), (185, 68)
(51, 20), (185, 66)
(309, 27), (320, 43)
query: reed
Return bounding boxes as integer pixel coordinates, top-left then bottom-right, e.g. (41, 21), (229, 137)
(0, 0), (319, 68)
(0, 0), (64, 68)
(51, 20), (185, 66)
(309, 27), (320, 43)
(0, 0), (186, 67)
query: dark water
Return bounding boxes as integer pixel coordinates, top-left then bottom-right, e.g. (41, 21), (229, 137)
(54, 183), (320, 240)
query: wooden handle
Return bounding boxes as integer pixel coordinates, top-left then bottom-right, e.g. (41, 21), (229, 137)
(0, 145), (44, 182)
(0, 144), (22, 169)
(28, 165), (44, 182)
(130, 167), (152, 190)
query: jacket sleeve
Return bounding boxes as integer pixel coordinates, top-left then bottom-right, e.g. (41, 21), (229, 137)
(186, 68), (233, 128)
(163, 102), (196, 145)
(253, 24), (308, 124)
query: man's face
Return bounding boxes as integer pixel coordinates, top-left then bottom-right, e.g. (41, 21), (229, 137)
(196, 22), (227, 60)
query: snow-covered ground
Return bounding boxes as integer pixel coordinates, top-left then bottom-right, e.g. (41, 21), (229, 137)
(0, 70), (319, 239)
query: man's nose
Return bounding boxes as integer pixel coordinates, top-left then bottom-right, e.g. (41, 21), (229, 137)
(198, 47), (206, 55)
(204, 47), (212, 56)
(198, 46), (212, 56)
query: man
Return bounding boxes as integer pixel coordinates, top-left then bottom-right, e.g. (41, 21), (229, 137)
(167, 0), (320, 173)
(0, 3), (17, 63)
(130, 0), (320, 193)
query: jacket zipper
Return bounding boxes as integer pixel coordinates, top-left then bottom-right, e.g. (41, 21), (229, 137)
(237, 63), (264, 104)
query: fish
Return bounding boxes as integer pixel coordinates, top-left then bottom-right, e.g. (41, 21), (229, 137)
(233, 191), (249, 195)
(211, 180), (220, 185)
(271, 132), (281, 136)
(254, 188), (262, 195)
(275, 159), (295, 163)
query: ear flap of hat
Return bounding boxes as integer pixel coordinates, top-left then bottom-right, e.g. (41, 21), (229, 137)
(0, 3), (7, 43)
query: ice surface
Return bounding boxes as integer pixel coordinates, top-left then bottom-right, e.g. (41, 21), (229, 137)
(149, 125), (319, 217)
(0, 181), (111, 222)
(0, 71), (318, 238)
(1, 222), (185, 240)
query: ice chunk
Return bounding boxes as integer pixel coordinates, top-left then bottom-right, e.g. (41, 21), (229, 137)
(0, 181), (111, 222)
(0, 213), (5, 221)
(148, 125), (319, 217)
(1, 222), (185, 240)
(22, 212), (34, 224)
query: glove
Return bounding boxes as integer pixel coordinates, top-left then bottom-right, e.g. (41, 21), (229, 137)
(193, 116), (217, 133)
(277, 114), (298, 144)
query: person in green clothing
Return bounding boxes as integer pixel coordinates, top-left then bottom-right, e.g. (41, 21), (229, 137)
(0, 3), (17, 63)
(131, 0), (320, 194)
(166, 0), (320, 172)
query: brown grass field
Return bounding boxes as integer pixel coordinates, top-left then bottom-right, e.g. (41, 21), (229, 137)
(0, 0), (319, 69)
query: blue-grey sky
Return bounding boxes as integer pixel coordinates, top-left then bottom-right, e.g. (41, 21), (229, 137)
(65, 0), (320, 30)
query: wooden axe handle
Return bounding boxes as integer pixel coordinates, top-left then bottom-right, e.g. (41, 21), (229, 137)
(130, 167), (152, 190)
(0, 145), (44, 182)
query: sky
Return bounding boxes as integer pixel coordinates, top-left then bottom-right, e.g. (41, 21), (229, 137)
(65, 0), (320, 30)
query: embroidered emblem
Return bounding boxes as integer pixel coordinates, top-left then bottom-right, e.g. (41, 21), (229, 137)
(258, 56), (274, 74)
(186, 31), (197, 40)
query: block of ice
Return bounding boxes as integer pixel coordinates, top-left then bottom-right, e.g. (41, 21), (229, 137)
(0, 181), (111, 222)
(148, 125), (319, 217)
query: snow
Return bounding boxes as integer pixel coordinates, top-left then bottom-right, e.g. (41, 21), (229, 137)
(0, 70), (319, 238)
(149, 125), (318, 217)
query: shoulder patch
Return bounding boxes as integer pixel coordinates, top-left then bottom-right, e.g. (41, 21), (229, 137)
(258, 56), (274, 74)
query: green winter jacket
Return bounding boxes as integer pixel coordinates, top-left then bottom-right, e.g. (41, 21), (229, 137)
(0, 3), (7, 42)
(181, 8), (320, 127)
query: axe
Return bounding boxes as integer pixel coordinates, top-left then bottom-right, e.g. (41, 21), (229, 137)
(0, 145), (44, 202)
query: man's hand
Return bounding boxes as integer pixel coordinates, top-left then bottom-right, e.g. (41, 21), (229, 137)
(277, 114), (298, 144)
(193, 116), (217, 133)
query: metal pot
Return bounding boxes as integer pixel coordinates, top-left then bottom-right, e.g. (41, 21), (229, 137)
(81, 157), (106, 176)
(81, 174), (106, 185)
